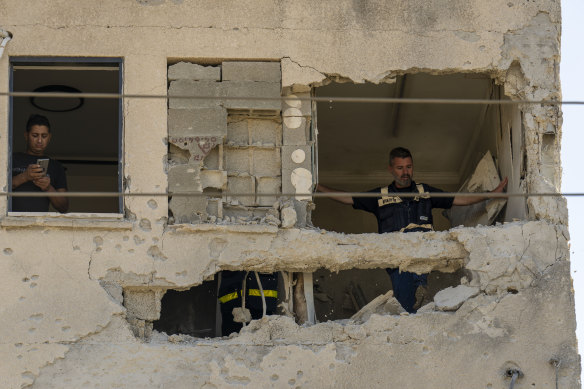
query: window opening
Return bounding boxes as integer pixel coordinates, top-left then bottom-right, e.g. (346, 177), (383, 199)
(9, 58), (123, 214)
(311, 73), (522, 316)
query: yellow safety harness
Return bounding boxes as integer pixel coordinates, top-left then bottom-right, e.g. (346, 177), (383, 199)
(219, 289), (278, 304)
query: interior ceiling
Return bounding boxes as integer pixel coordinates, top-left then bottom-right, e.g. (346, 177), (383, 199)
(316, 73), (494, 189)
(11, 63), (120, 161)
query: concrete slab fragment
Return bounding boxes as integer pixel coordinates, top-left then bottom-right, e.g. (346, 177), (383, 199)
(434, 285), (480, 311)
(168, 62), (221, 81)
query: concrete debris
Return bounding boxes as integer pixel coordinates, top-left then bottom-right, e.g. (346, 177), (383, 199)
(351, 290), (405, 323)
(232, 307), (252, 324)
(434, 285), (480, 311)
(280, 206), (297, 228)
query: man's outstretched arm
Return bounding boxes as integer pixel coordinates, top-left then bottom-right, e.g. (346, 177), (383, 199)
(452, 177), (508, 206)
(316, 184), (354, 205)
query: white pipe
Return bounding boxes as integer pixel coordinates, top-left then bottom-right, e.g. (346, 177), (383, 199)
(0, 29), (13, 59)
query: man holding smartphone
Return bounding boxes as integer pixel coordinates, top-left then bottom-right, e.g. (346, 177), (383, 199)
(11, 114), (68, 213)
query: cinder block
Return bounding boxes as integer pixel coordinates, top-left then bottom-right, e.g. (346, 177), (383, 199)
(224, 147), (251, 174)
(168, 108), (227, 138)
(227, 176), (255, 206)
(222, 61), (281, 83)
(124, 289), (160, 321)
(168, 164), (201, 193)
(281, 145), (313, 198)
(168, 80), (223, 109)
(249, 118), (282, 145)
(283, 116), (310, 146)
(282, 92), (312, 117)
(168, 62), (221, 81)
(200, 169), (227, 190)
(169, 196), (208, 223)
(226, 118), (250, 145)
(252, 148), (281, 177)
(257, 176), (281, 206)
(222, 81), (281, 111)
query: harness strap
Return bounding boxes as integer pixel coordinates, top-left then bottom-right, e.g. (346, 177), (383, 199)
(399, 223), (433, 232)
(219, 289), (278, 304)
(378, 184), (429, 206)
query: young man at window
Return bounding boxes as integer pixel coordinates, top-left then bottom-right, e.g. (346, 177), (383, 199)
(11, 114), (68, 213)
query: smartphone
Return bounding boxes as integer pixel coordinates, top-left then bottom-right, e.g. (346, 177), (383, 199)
(36, 158), (49, 175)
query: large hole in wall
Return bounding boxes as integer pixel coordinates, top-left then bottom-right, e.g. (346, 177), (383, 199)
(310, 73), (525, 315)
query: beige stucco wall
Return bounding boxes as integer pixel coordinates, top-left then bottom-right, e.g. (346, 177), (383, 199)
(0, 0), (578, 388)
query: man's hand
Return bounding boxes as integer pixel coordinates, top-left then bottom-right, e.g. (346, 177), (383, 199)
(491, 177), (508, 194)
(12, 164), (45, 190)
(452, 177), (508, 206)
(33, 176), (51, 191)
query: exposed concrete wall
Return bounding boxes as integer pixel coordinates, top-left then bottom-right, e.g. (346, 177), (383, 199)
(0, 0), (577, 388)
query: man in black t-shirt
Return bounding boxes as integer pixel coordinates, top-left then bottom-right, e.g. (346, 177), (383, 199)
(11, 115), (68, 213)
(318, 147), (507, 313)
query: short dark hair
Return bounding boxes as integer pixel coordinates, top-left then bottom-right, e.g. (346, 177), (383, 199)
(389, 147), (412, 166)
(26, 114), (51, 133)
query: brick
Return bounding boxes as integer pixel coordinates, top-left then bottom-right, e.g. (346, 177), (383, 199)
(252, 148), (281, 177)
(283, 116), (310, 145)
(168, 164), (201, 193)
(223, 206), (271, 220)
(257, 176), (281, 206)
(200, 169), (227, 190)
(249, 118), (282, 145)
(222, 81), (281, 111)
(168, 108), (227, 138)
(168, 62), (221, 81)
(169, 196), (207, 223)
(222, 61), (281, 83)
(168, 80), (222, 109)
(224, 147), (251, 174)
(227, 176), (255, 206)
(124, 289), (160, 321)
(226, 118), (249, 145)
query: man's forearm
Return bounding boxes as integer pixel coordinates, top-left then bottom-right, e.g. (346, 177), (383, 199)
(47, 187), (69, 213)
(11, 173), (28, 189)
(316, 184), (354, 205)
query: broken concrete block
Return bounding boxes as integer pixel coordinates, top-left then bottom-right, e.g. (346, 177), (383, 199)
(169, 196), (208, 223)
(249, 118), (282, 145)
(124, 289), (161, 321)
(281, 206), (297, 228)
(127, 317), (153, 341)
(226, 118), (249, 145)
(351, 290), (405, 323)
(293, 199), (314, 228)
(222, 81), (281, 111)
(224, 147), (251, 174)
(200, 169), (227, 190)
(168, 62), (221, 81)
(257, 177), (281, 206)
(168, 80), (223, 109)
(222, 61), (281, 83)
(168, 108), (227, 138)
(283, 115), (310, 145)
(252, 148), (281, 177)
(228, 176), (255, 206)
(206, 198), (223, 219)
(203, 146), (220, 170)
(168, 164), (201, 193)
(434, 285), (480, 311)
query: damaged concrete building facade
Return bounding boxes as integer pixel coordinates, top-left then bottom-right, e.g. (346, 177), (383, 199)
(0, 0), (579, 387)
